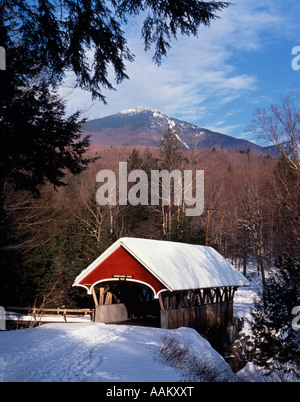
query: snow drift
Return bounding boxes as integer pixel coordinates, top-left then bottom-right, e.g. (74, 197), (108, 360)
(0, 323), (235, 382)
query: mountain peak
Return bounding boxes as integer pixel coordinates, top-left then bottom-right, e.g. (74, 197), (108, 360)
(120, 107), (162, 116)
(82, 108), (277, 155)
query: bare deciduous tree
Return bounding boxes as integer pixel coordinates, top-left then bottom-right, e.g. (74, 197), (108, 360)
(248, 89), (300, 173)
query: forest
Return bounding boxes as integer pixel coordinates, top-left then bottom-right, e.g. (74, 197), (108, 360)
(0, 0), (231, 309)
(1, 125), (299, 310)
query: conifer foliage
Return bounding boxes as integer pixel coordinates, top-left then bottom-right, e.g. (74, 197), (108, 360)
(0, 0), (229, 100)
(250, 254), (300, 375)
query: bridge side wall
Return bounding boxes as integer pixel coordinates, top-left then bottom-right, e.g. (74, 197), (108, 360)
(160, 301), (233, 332)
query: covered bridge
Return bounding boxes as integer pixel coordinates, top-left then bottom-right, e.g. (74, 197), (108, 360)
(73, 237), (249, 332)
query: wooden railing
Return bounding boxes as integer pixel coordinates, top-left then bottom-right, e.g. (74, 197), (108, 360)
(4, 306), (95, 324)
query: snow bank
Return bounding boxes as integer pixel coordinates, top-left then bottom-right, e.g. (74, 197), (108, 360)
(0, 323), (234, 382)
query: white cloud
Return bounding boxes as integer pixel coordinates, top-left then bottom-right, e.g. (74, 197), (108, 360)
(62, 0), (300, 138)
(206, 123), (244, 136)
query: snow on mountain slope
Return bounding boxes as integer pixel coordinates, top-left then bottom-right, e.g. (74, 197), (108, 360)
(82, 107), (273, 154)
(0, 323), (235, 382)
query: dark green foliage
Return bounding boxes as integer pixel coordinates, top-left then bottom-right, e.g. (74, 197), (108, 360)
(170, 212), (206, 244)
(159, 127), (184, 170)
(275, 155), (299, 183)
(1, 0), (229, 100)
(14, 214), (105, 308)
(139, 0), (230, 65)
(227, 164), (233, 173)
(0, 70), (94, 307)
(0, 81), (92, 196)
(250, 254), (300, 374)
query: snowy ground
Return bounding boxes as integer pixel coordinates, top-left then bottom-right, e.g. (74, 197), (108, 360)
(0, 323), (235, 382)
(1, 261), (286, 383)
(233, 264), (262, 337)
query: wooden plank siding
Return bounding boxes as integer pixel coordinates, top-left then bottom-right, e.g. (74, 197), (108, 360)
(160, 301), (234, 332)
(159, 286), (236, 331)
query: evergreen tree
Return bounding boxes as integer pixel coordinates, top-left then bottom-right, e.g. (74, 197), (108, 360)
(0, 81), (92, 197)
(170, 211), (206, 244)
(250, 254), (300, 376)
(159, 127), (184, 171)
(0, 0), (230, 101)
(0, 77), (95, 305)
(119, 148), (158, 237)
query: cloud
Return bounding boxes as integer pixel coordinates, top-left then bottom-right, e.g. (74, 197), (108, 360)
(62, 0), (300, 138)
(206, 123), (245, 136)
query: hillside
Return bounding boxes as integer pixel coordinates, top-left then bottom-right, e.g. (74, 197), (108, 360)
(82, 107), (278, 155)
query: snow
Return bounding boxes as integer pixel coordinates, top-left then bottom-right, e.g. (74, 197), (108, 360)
(120, 108), (136, 114)
(233, 269), (262, 338)
(120, 238), (249, 290)
(120, 107), (159, 115)
(174, 131), (190, 149)
(152, 109), (168, 121)
(1, 259), (297, 382)
(0, 323), (234, 382)
(118, 107), (191, 149)
(74, 238), (249, 295)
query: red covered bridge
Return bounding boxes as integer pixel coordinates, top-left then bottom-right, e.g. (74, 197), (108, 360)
(73, 237), (248, 332)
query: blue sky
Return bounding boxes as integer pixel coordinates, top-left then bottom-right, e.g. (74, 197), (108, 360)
(63, 0), (300, 146)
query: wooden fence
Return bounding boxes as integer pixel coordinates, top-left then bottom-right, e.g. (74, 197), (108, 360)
(4, 307), (94, 328)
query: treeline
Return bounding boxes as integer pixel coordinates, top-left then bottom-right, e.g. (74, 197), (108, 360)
(0, 128), (299, 308)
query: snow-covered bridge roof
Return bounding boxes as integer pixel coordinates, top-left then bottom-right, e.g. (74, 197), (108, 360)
(73, 237), (249, 297)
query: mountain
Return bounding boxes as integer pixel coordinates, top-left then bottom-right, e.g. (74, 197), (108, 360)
(82, 107), (278, 154)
